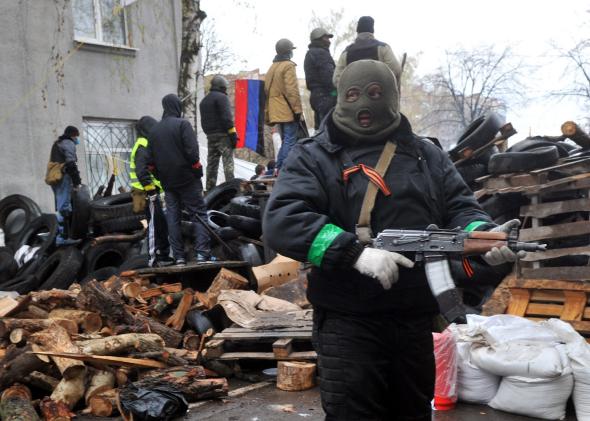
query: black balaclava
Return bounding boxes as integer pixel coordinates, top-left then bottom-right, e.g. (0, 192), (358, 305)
(136, 116), (158, 138)
(332, 60), (401, 143)
(162, 94), (182, 118)
(356, 16), (375, 33)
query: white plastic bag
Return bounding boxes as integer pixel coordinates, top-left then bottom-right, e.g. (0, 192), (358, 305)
(470, 343), (568, 378)
(456, 342), (500, 404)
(489, 371), (574, 420)
(433, 329), (458, 410)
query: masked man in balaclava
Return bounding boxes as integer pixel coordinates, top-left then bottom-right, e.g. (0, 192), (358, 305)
(263, 60), (522, 420)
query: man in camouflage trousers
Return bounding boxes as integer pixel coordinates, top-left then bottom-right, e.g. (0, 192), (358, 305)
(199, 75), (238, 191)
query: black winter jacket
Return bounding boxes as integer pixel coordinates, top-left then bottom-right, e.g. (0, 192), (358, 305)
(263, 114), (494, 315)
(304, 42), (336, 94)
(50, 136), (81, 186)
(199, 88), (234, 135)
(146, 94), (200, 190)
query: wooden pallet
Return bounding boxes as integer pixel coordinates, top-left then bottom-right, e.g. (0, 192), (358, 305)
(501, 276), (590, 340)
(202, 326), (316, 361)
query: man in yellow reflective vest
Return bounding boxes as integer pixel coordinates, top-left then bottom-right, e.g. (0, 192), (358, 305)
(130, 116), (174, 267)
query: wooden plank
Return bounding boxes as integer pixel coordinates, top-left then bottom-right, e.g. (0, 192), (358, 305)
(526, 303), (563, 317)
(30, 351), (166, 369)
(522, 246), (590, 262)
(136, 261), (248, 275)
(519, 221), (590, 241)
(506, 276), (590, 291)
(216, 351), (317, 361)
(561, 291), (587, 321)
(273, 338), (293, 359)
(506, 288), (531, 317)
(476, 173), (590, 196)
(214, 331), (312, 340)
(531, 290), (565, 303)
(221, 326), (313, 333)
(521, 267), (590, 281)
(568, 320), (590, 335)
(530, 157), (590, 175)
(520, 198), (590, 218)
(202, 339), (225, 359)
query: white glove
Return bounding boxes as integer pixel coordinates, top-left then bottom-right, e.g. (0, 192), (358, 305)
(482, 219), (526, 265)
(353, 248), (414, 290)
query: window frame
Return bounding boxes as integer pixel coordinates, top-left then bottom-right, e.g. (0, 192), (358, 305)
(73, 0), (132, 49)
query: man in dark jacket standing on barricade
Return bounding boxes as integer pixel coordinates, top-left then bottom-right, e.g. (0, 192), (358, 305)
(263, 60), (523, 420)
(304, 28), (336, 129)
(146, 94), (212, 265)
(199, 75), (238, 191)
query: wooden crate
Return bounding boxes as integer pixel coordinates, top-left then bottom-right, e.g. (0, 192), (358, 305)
(500, 276), (590, 340)
(202, 326), (316, 361)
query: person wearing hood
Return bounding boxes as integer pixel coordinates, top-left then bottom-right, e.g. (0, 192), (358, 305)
(131, 116), (173, 267)
(264, 38), (303, 170)
(333, 16), (402, 90)
(144, 94), (211, 265)
(199, 75), (238, 191)
(263, 60), (524, 420)
(45, 125), (82, 246)
(304, 28), (337, 129)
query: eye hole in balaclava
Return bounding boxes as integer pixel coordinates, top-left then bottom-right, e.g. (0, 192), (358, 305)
(332, 60), (401, 143)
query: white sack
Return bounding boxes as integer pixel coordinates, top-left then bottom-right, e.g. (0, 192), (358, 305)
(574, 367), (590, 421)
(466, 314), (560, 346)
(470, 343), (568, 378)
(489, 371), (573, 420)
(456, 342), (500, 404)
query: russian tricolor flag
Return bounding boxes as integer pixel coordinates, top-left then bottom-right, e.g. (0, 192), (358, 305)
(235, 79), (265, 155)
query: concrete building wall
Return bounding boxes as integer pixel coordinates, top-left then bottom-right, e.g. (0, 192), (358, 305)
(0, 0), (182, 211)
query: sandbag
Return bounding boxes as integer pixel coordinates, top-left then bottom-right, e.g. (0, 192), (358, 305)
(489, 371), (573, 420)
(466, 314), (560, 346)
(470, 343), (569, 378)
(574, 367), (590, 421)
(456, 342), (500, 404)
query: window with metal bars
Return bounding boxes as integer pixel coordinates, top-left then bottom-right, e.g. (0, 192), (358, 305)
(83, 119), (135, 196)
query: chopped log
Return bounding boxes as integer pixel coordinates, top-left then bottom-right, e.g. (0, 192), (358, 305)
(165, 347), (199, 362)
(277, 361), (316, 391)
(0, 318), (78, 338)
(121, 282), (142, 299)
(561, 120), (590, 149)
(29, 324), (86, 380)
(0, 296), (23, 318)
(165, 291), (194, 330)
(195, 268), (249, 309)
(115, 368), (130, 386)
(130, 350), (188, 366)
(51, 370), (85, 409)
(104, 277), (142, 299)
(24, 371), (60, 392)
(76, 333), (165, 355)
(48, 309), (102, 333)
(139, 283), (183, 300)
(100, 326), (114, 336)
(125, 313), (183, 348)
(77, 280), (126, 326)
(153, 294), (173, 315)
(32, 351), (167, 369)
(85, 370), (116, 404)
(131, 366), (228, 402)
(9, 328), (29, 346)
(27, 305), (49, 319)
(0, 345), (48, 390)
(262, 275), (310, 308)
(30, 290), (78, 310)
(88, 389), (118, 417)
(183, 330), (200, 350)
(40, 397), (75, 421)
(0, 384), (40, 421)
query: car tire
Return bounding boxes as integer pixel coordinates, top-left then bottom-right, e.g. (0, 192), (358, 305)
(0, 274), (40, 294)
(81, 266), (120, 284)
(507, 138), (571, 158)
(229, 196), (261, 219)
(70, 185), (92, 240)
(0, 195), (42, 248)
(205, 179), (245, 211)
(488, 146), (560, 175)
(82, 242), (132, 276)
(449, 113), (505, 161)
(0, 247), (17, 282)
(238, 243), (263, 267)
(207, 210), (230, 230)
(118, 254), (149, 272)
(36, 246), (83, 290)
(90, 193), (139, 222)
(15, 214), (58, 258)
(98, 215), (145, 234)
(456, 163), (488, 186)
(228, 215), (262, 238)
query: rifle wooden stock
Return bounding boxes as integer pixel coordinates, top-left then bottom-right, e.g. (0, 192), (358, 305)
(467, 231), (507, 240)
(463, 239), (507, 255)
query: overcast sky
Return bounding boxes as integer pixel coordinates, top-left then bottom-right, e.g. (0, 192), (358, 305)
(201, 0), (589, 141)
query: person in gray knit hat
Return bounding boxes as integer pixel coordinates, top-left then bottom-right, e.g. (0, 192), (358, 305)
(264, 60), (520, 419)
(333, 16), (402, 90)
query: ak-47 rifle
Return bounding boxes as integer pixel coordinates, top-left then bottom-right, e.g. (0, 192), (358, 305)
(372, 226), (546, 323)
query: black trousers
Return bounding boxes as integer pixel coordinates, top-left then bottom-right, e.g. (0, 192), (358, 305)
(312, 308), (435, 421)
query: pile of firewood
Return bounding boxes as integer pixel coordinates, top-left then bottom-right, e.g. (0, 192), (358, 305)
(0, 269), (246, 420)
